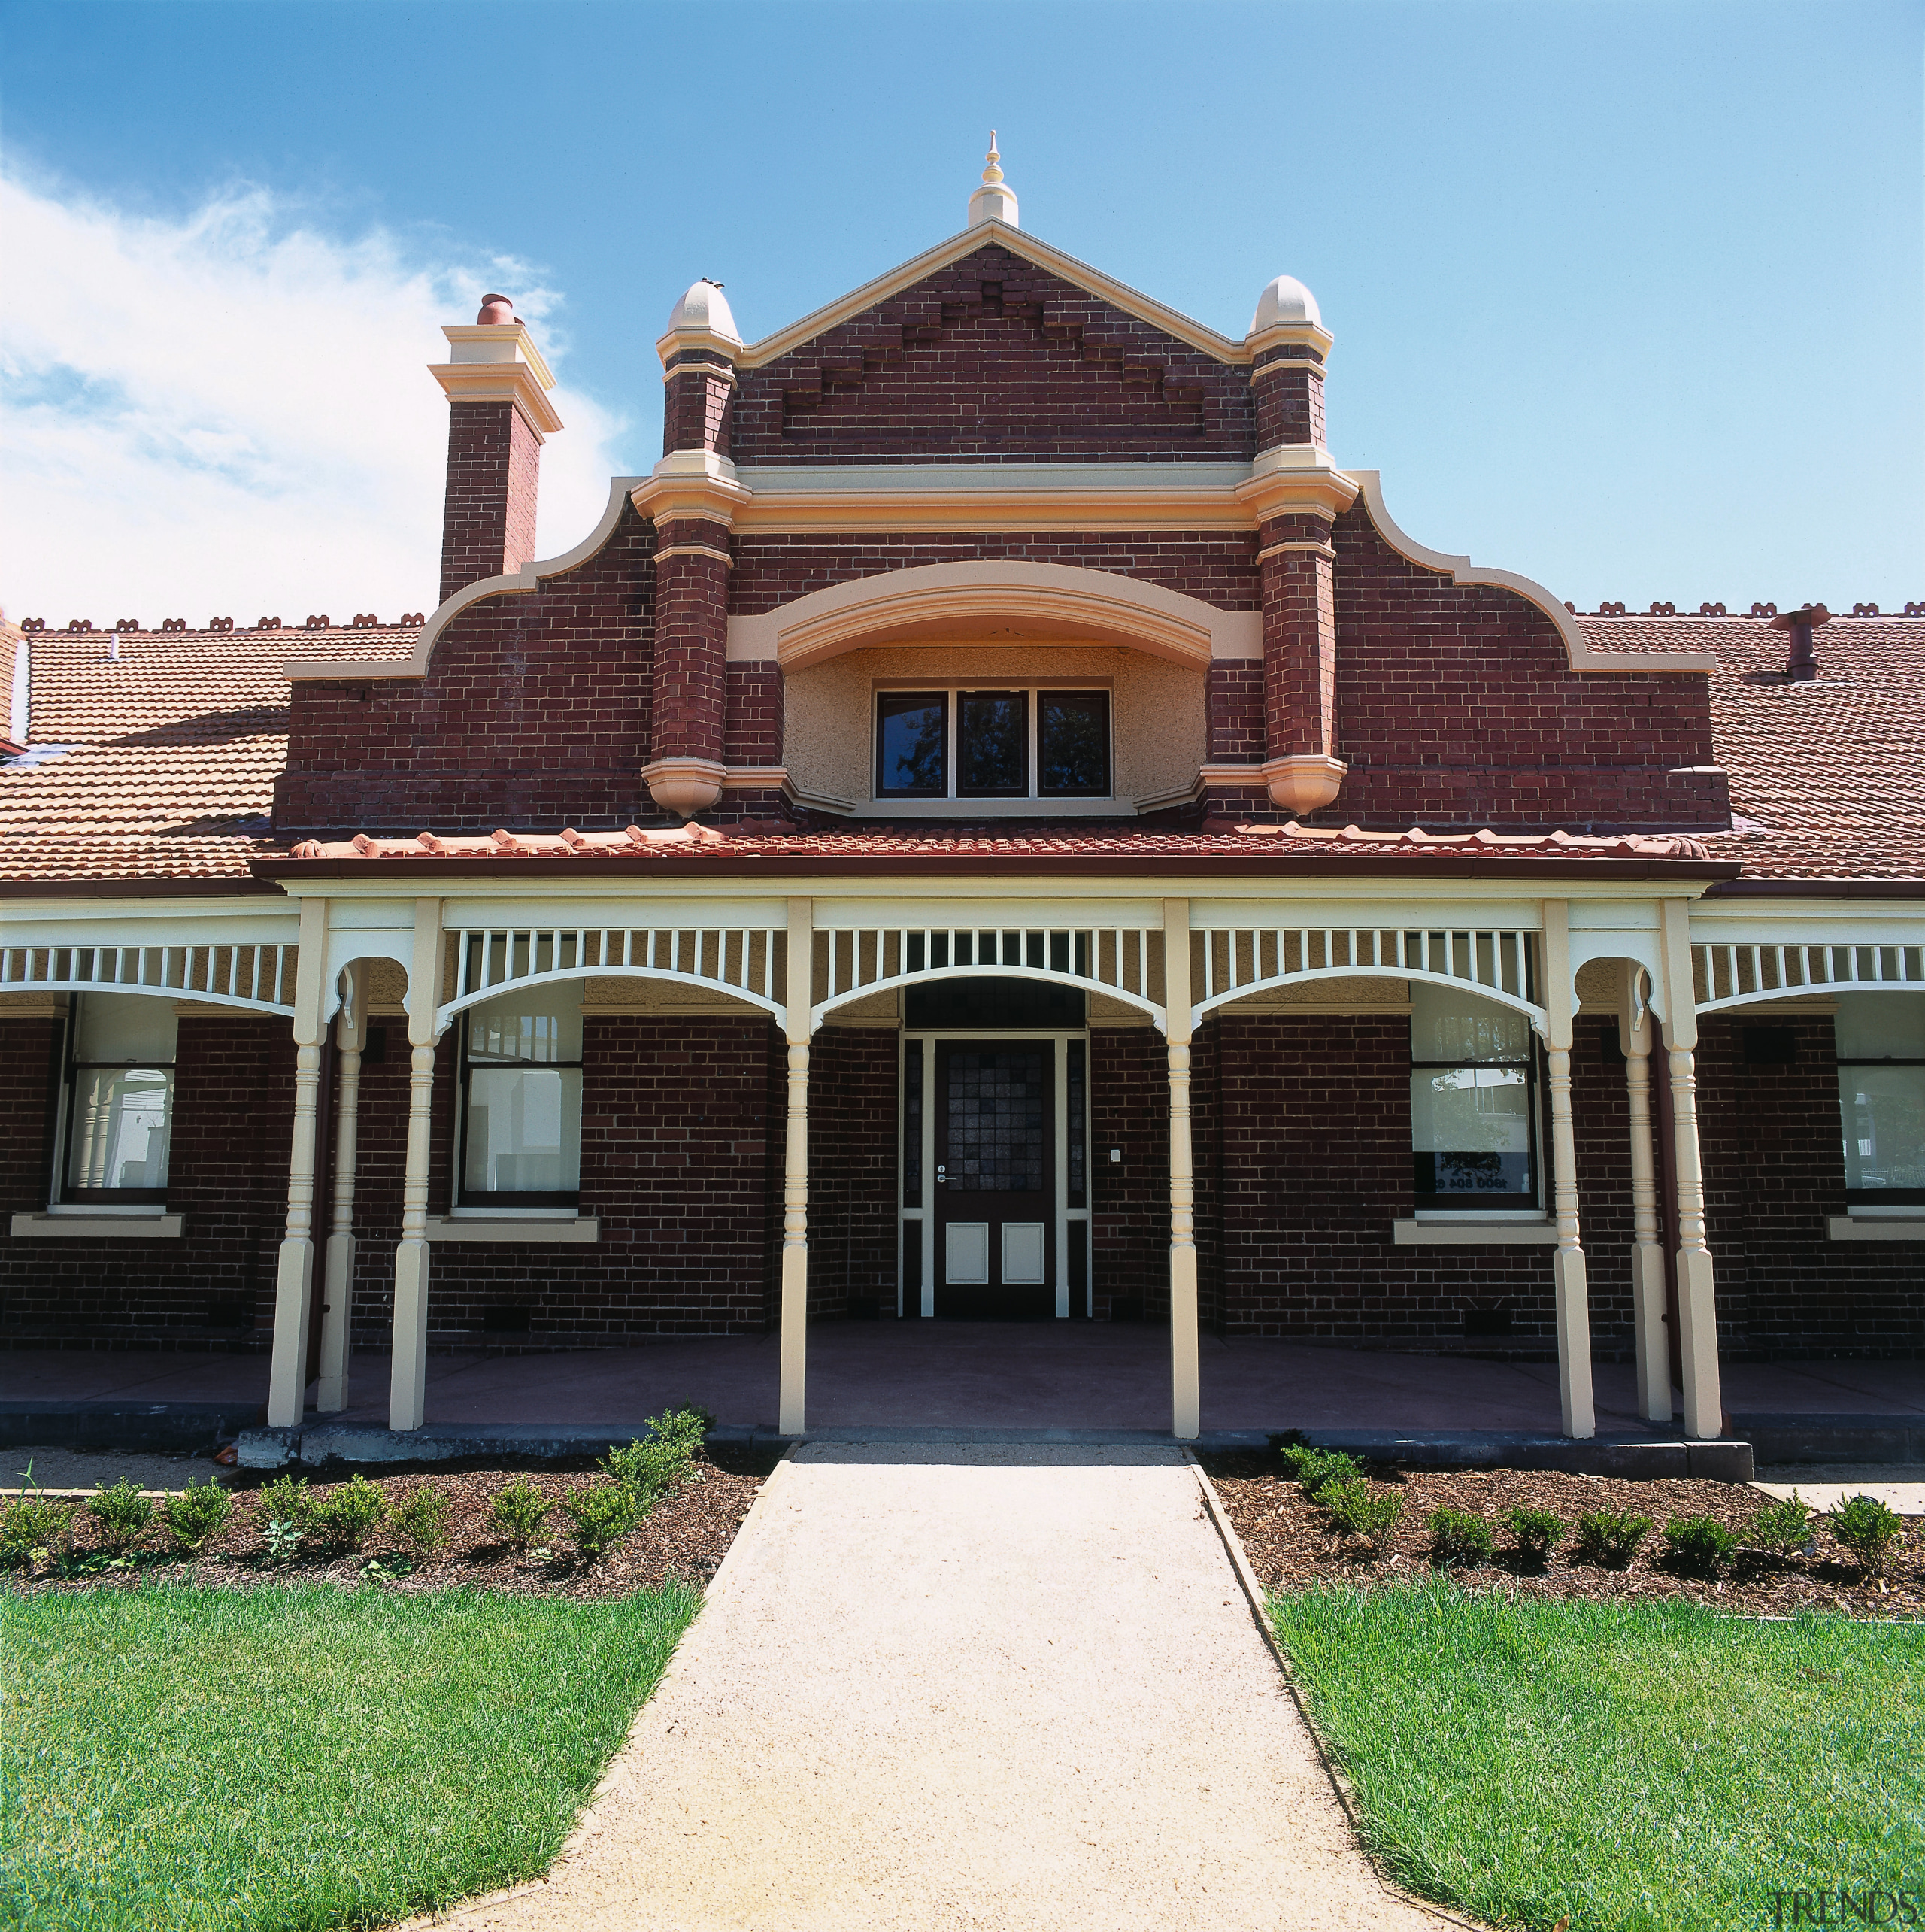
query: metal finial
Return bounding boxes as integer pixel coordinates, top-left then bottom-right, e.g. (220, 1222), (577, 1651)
(982, 132), (1004, 185)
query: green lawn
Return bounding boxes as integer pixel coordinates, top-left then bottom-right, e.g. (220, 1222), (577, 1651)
(1267, 1582), (1925, 1932)
(0, 1579), (699, 1931)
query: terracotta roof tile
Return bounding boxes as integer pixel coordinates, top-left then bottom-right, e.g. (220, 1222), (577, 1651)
(2, 612), (1920, 890)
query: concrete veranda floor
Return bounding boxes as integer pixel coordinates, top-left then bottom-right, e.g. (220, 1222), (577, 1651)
(5, 1323), (1922, 1434)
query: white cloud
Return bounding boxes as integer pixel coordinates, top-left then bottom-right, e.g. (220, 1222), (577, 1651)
(0, 174), (631, 627)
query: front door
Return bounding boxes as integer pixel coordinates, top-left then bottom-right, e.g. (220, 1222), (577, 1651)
(934, 1042), (1053, 1318)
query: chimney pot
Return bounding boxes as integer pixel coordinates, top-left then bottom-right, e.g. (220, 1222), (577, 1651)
(477, 293), (516, 325)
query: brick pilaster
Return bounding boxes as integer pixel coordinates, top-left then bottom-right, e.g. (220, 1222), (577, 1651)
(650, 517), (732, 768)
(1260, 512), (1338, 763)
(1251, 347), (1326, 449)
(662, 353), (736, 460)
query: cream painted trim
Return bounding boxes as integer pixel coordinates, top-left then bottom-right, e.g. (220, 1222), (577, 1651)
(731, 560), (1257, 673)
(660, 362), (739, 389)
(1255, 540), (1336, 563)
(426, 362), (562, 438)
(1392, 1218), (1558, 1245)
(1826, 1216), (1925, 1242)
(1247, 355), (1328, 383)
(1350, 470), (1716, 675)
(1199, 764), (1266, 786)
(731, 461), (1257, 535)
(738, 220), (1249, 370)
(442, 323), (556, 390)
(655, 544), (732, 566)
(11, 1212), (184, 1239)
(0, 993), (65, 1017)
(425, 1215), (600, 1244)
(290, 477), (647, 681)
(862, 796), (1138, 819)
(720, 766), (790, 789)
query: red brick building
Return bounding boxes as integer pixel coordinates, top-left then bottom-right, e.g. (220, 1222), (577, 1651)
(4, 150), (1920, 1445)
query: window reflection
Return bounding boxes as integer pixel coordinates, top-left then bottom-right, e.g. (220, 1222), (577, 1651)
(876, 693), (948, 796)
(957, 692), (1027, 796)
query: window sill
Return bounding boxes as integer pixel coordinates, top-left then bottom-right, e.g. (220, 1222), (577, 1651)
(11, 1212), (184, 1239)
(1393, 1218), (1557, 1246)
(424, 1215), (599, 1245)
(865, 796), (1129, 817)
(1826, 1216), (1925, 1243)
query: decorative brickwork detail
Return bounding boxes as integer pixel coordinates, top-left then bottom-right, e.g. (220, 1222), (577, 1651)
(1206, 662), (1265, 763)
(440, 401), (542, 607)
(277, 500), (657, 834)
(732, 244), (1256, 463)
(730, 532), (1260, 617)
(724, 663), (784, 768)
(1322, 501), (1729, 831)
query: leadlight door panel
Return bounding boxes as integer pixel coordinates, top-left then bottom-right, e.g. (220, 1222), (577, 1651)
(934, 1042), (1053, 1318)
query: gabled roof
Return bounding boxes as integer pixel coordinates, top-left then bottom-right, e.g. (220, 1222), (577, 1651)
(736, 220), (1250, 371)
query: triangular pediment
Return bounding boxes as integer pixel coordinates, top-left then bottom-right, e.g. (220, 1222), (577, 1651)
(730, 232), (1257, 464)
(738, 221), (1247, 369)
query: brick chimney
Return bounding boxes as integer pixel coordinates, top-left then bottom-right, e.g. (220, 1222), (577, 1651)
(429, 296), (562, 608)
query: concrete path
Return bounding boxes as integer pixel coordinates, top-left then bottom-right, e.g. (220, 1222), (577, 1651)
(422, 1445), (1447, 1932)
(1753, 1465), (1925, 1513)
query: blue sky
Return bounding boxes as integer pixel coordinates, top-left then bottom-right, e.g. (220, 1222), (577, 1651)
(2, 0), (1920, 622)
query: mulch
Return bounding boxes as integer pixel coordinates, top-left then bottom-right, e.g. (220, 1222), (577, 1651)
(1199, 1453), (1925, 1620)
(4, 1446), (781, 1600)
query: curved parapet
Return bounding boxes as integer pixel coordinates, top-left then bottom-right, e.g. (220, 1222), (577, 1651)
(285, 476), (648, 684)
(1347, 470), (1716, 675)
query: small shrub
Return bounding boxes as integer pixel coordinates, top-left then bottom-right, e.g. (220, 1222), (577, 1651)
(1502, 1505), (1566, 1563)
(490, 1480), (550, 1551)
(262, 1518), (304, 1566)
(1427, 1506), (1493, 1567)
(1748, 1491), (1816, 1555)
(1575, 1509), (1654, 1569)
(1281, 1444), (1364, 1502)
(314, 1473), (387, 1552)
(1662, 1514), (1739, 1578)
(1829, 1494), (1904, 1576)
(561, 1482), (643, 1560)
(161, 1480), (232, 1556)
(1322, 1479), (1405, 1548)
(88, 1478), (154, 1554)
(601, 1437), (689, 1503)
(389, 1487), (450, 1557)
(255, 1475), (317, 1533)
(0, 1485), (77, 1568)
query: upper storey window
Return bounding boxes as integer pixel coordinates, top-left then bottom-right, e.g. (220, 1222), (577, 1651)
(875, 687), (1111, 802)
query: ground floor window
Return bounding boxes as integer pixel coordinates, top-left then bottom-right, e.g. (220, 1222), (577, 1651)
(459, 989), (582, 1207)
(62, 993), (176, 1203)
(1836, 992), (1925, 1206)
(1409, 983), (1540, 1210)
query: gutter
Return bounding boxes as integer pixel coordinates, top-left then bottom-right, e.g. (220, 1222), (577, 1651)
(248, 854), (1745, 884)
(1702, 878), (1925, 900)
(0, 876), (288, 900)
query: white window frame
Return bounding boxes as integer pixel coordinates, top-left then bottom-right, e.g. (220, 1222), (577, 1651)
(871, 679), (1114, 812)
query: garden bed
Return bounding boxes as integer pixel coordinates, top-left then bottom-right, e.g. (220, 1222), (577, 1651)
(3, 1443), (779, 1599)
(1201, 1452), (1923, 1618)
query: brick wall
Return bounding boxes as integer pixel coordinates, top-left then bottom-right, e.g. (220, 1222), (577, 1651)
(805, 1028), (900, 1317)
(277, 499), (657, 836)
(731, 531), (1260, 617)
(1090, 1029), (1170, 1319)
(1697, 1014), (1921, 1357)
(1206, 663), (1265, 763)
(440, 400), (542, 607)
(1323, 504), (1727, 831)
(0, 1015), (293, 1351)
(731, 243), (1257, 463)
(724, 663), (784, 766)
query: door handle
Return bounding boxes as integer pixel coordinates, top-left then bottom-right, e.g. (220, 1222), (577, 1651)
(936, 1165), (947, 1186)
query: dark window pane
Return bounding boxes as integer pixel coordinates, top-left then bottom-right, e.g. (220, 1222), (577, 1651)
(947, 1049), (1047, 1191)
(905, 978), (1084, 1028)
(877, 693), (947, 796)
(902, 1040), (923, 1208)
(1067, 1038), (1087, 1208)
(1038, 691), (1110, 796)
(957, 691), (1027, 796)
